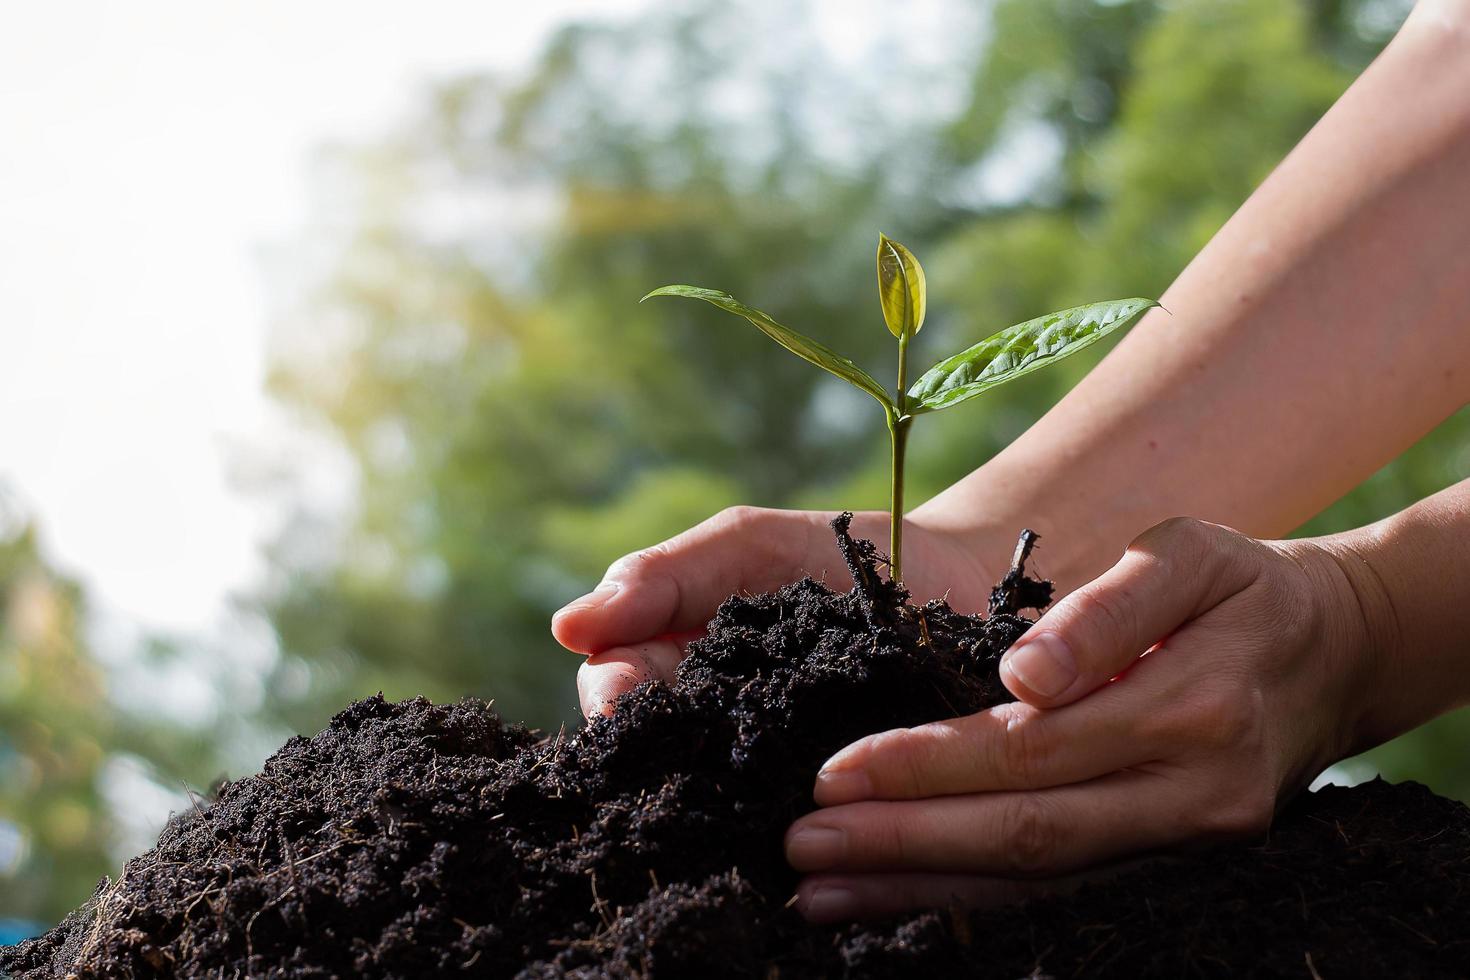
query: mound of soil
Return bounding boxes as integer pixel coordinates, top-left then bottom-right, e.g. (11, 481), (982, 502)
(5, 518), (1469, 978)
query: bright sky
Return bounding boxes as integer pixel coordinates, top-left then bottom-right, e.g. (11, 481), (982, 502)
(0, 0), (646, 635)
(0, 0), (979, 646)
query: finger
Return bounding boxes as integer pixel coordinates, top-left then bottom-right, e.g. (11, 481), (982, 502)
(812, 695), (1156, 806)
(787, 770), (1191, 877)
(576, 635), (693, 717)
(551, 507), (867, 655)
(1000, 517), (1256, 708)
(794, 854), (1156, 922)
(792, 872), (1070, 923)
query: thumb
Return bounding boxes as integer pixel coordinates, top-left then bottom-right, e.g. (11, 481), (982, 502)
(551, 507), (865, 655)
(1000, 518), (1256, 708)
(576, 633), (699, 717)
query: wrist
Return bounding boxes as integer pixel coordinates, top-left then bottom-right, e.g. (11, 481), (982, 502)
(910, 470), (1077, 601)
(1309, 526), (1406, 753)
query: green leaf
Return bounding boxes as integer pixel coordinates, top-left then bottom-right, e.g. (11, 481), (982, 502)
(907, 298), (1158, 414)
(876, 234), (926, 339)
(642, 285), (895, 413)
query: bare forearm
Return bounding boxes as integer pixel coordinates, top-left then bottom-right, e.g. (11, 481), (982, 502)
(1328, 477), (1470, 749)
(918, 3), (1470, 593)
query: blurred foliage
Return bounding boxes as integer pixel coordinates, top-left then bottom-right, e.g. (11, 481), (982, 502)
(0, 508), (113, 921)
(0, 499), (225, 924)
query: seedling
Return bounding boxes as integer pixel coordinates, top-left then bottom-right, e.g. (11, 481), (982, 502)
(643, 235), (1157, 583)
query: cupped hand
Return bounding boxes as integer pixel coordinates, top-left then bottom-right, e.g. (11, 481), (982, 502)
(785, 517), (1381, 922)
(552, 506), (994, 718)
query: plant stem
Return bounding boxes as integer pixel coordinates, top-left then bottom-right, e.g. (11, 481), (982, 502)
(888, 414), (911, 583)
(890, 331), (912, 583)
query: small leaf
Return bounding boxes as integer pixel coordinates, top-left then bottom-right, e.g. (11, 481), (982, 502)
(877, 234), (926, 339)
(642, 285), (895, 413)
(907, 298), (1158, 414)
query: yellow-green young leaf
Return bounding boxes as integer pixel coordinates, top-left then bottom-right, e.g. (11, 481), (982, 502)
(642, 285), (895, 413)
(876, 234), (926, 339)
(907, 298), (1158, 414)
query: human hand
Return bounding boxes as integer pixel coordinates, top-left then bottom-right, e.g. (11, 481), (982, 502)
(552, 506), (996, 718)
(784, 517), (1381, 922)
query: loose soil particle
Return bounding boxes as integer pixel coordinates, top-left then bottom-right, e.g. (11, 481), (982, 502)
(5, 517), (1468, 978)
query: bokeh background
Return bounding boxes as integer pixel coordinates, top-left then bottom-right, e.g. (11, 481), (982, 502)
(3, 0), (1466, 930)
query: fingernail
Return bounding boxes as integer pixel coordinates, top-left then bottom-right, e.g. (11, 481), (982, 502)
(814, 764), (872, 805)
(801, 885), (858, 922)
(553, 581), (621, 621)
(786, 827), (846, 870)
(1004, 632), (1076, 699)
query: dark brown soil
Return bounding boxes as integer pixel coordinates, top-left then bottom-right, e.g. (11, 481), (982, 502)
(5, 517), (1469, 978)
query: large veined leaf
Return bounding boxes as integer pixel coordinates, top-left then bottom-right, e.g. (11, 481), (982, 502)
(907, 298), (1159, 414)
(642, 285), (895, 412)
(876, 234), (926, 340)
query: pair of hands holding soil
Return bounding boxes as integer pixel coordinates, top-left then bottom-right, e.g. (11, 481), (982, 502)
(551, 505), (1400, 922)
(554, 4), (1470, 919)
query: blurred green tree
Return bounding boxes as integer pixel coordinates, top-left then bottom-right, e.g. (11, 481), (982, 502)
(0, 509), (113, 922)
(0, 496), (233, 923)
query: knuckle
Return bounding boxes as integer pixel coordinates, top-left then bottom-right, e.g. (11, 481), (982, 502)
(1067, 582), (1139, 655)
(1140, 515), (1208, 550)
(1134, 517), (1241, 579)
(1000, 794), (1058, 876)
(1195, 780), (1274, 839)
(858, 808), (908, 866)
(1187, 682), (1262, 754)
(712, 505), (804, 570)
(712, 504), (769, 534)
(993, 705), (1047, 787)
(866, 728), (932, 797)
(608, 541), (674, 580)
(1157, 514), (1204, 537)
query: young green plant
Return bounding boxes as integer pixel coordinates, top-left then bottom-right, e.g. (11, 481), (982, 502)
(642, 234), (1157, 584)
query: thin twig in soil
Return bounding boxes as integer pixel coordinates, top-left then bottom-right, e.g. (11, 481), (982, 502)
(1070, 929), (1119, 978)
(1090, 937), (1139, 976)
(184, 783), (208, 819)
(246, 884), (298, 963)
(282, 833), (300, 888)
(178, 841), (350, 909)
(1387, 915), (1438, 946)
(589, 871), (614, 929)
(931, 682), (961, 719)
(1029, 943), (1055, 972)
(1385, 825), (1449, 847)
(75, 875), (128, 967)
(1305, 951), (1325, 980)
